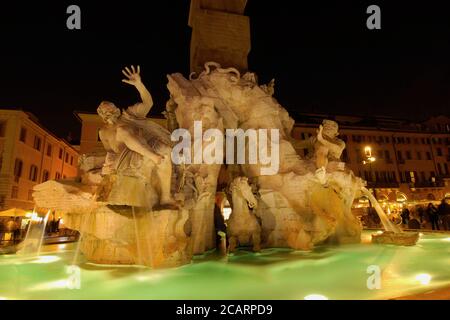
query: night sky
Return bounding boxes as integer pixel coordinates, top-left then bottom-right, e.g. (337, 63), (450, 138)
(1, 1), (450, 139)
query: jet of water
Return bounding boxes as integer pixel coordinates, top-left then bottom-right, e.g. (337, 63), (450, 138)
(17, 209), (51, 256)
(132, 206), (143, 266)
(361, 187), (401, 233)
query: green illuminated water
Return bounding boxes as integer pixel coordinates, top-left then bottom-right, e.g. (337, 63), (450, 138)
(0, 231), (449, 300)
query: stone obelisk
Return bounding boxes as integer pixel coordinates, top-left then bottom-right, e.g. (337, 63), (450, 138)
(188, 0), (251, 74)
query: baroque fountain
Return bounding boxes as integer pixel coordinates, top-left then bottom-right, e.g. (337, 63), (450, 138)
(2, 63), (448, 300)
(33, 62), (370, 268)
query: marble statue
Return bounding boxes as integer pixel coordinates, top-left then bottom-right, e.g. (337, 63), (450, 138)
(96, 66), (175, 209)
(33, 66), (192, 268)
(227, 177), (261, 252)
(292, 119), (346, 184)
(33, 61), (371, 269)
(167, 62), (364, 251)
(315, 120), (346, 169)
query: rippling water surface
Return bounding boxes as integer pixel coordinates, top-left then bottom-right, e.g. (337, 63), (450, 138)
(0, 231), (449, 300)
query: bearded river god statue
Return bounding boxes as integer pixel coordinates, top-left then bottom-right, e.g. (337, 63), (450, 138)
(95, 66), (176, 209)
(33, 62), (365, 268)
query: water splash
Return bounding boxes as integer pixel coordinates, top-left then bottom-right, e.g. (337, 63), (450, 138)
(18, 210), (50, 256)
(36, 211), (51, 256)
(71, 210), (93, 266)
(361, 187), (401, 233)
(131, 206), (143, 266)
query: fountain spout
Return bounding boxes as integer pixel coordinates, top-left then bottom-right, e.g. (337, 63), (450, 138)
(361, 187), (401, 233)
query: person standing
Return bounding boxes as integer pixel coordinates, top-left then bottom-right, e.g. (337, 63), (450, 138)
(426, 203), (439, 230)
(401, 207), (410, 225)
(417, 206), (425, 223)
(13, 217), (21, 244)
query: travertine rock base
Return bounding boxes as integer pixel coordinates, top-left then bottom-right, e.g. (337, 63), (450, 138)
(257, 183), (361, 251)
(61, 205), (193, 268)
(257, 190), (311, 250)
(372, 231), (420, 246)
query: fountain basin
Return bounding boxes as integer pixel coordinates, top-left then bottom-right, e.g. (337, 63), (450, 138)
(1, 230), (449, 300)
(372, 231), (420, 246)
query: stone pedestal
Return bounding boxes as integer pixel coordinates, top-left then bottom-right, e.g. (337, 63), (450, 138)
(189, 0), (250, 74)
(65, 207), (193, 268)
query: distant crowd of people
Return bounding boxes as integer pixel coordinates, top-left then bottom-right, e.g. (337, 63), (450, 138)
(0, 216), (61, 246)
(399, 199), (450, 231)
(363, 197), (450, 231)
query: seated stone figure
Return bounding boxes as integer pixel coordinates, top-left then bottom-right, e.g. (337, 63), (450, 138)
(293, 120), (345, 184)
(314, 120), (346, 171)
(97, 65), (175, 208)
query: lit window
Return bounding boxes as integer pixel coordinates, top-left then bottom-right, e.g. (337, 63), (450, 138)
(46, 144), (52, 157)
(406, 151), (412, 160)
(29, 165), (38, 182)
(19, 127), (27, 142)
(11, 186), (18, 199)
(33, 136), (41, 151)
(14, 159), (23, 179)
(42, 170), (50, 182)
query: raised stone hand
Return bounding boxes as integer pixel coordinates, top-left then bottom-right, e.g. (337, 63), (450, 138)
(121, 65), (154, 115)
(122, 65), (142, 86)
(316, 125), (324, 143)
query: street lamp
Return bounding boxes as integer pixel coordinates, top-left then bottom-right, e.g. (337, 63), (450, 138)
(363, 146), (377, 200)
(363, 146), (376, 165)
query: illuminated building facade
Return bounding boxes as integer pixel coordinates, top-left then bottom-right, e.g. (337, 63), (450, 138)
(0, 110), (79, 210)
(76, 110), (450, 205)
(292, 114), (450, 205)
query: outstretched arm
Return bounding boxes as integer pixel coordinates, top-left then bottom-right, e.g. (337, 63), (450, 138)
(122, 65), (153, 117)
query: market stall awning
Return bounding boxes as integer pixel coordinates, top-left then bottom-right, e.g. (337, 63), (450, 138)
(0, 208), (29, 217)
